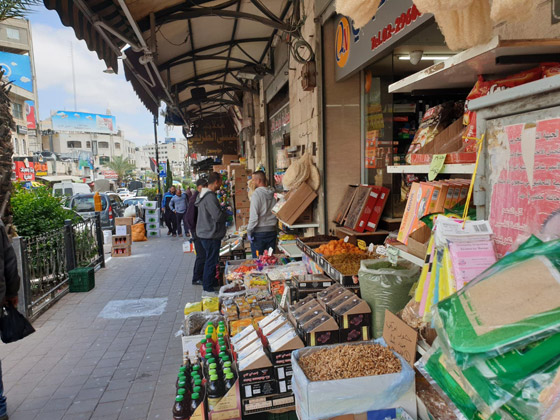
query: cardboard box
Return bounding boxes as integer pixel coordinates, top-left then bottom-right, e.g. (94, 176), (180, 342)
(333, 185), (358, 224)
(213, 164), (228, 172)
(294, 205), (313, 224)
(242, 393), (295, 416)
(222, 154), (238, 165)
(328, 407), (415, 420)
(274, 364), (293, 381)
(273, 182), (317, 226)
(353, 187), (379, 233)
(142, 201), (157, 209)
(146, 229), (161, 238)
(240, 379), (277, 399)
(235, 195), (250, 209)
(365, 186), (390, 232)
(294, 274), (332, 290)
(344, 186), (374, 231)
(115, 225), (131, 236)
(111, 234), (131, 247)
(277, 377), (293, 394)
(115, 217), (134, 226)
(145, 215), (159, 224)
(145, 208), (158, 216)
(207, 379), (242, 420)
(146, 223), (158, 230)
(111, 246), (131, 257)
(397, 182), (434, 245)
(302, 313), (339, 346)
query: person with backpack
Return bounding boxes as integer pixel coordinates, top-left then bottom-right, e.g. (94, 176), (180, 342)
(195, 172), (227, 296)
(186, 179), (208, 286)
(162, 186), (176, 236)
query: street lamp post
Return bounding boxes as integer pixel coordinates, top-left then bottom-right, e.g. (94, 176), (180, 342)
(153, 116), (162, 202)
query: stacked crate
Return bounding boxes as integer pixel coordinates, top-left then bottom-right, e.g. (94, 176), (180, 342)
(143, 201), (161, 238)
(112, 217), (133, 257)
(233, 168), (251, 228)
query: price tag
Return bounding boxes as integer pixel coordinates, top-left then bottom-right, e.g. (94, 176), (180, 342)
(268, 247), (274, 256)
(280, 287), (289, 310)
(383, 310), (418, 367)
(387, 246), (399, 266)
(376, 245), (387, 256)
(428, 154), (447, 181)
(368, 243), (375, 253)
(343, 236), (349, 243)
(357, 239), (367, 251)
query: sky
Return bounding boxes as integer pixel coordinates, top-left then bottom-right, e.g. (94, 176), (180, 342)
(27, 6), (184, 147)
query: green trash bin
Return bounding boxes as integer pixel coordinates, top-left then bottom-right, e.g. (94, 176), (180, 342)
(68, 267), (95, 292)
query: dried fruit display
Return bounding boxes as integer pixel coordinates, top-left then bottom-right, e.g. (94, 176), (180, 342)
(298, 343), (401, 381)
(326, 253), (378, 275)
(314, 239), (364, 257)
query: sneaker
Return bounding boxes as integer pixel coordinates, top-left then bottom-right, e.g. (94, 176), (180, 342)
(202, 291), (218, 297)
(167, 232), (172, 236)
(192, 280), (202, 285)
(172, 234), (177, 237)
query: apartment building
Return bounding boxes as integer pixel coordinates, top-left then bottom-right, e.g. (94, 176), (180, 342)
(142, 139), (188, 178)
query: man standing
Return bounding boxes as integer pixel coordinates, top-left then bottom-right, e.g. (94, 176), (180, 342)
(0, 221), (21, 420)
(195, 172), (227, 295)
(170, 188), (189, 237)
(162, 186), (176, 236)
(247, 171), (277, 257)
(186, 179), (208, 286)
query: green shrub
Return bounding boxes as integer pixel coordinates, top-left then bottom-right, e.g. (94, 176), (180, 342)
(143, 187), (158, 201)
(11, 185), (80, 237)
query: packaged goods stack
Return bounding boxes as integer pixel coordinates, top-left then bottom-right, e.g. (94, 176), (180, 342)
(232, 168), (250, 228)
(112, 217), (133, 257)
(142, 201), (160, 238)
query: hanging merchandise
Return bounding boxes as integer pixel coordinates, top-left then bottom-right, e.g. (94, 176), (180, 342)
(282, 152), (320, 191)
(335, 0), (382, 29)
(490, 0), (538, 24)
(414, 0), (493, 51)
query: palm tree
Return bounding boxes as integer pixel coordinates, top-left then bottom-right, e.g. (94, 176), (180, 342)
(1, 1), (40, 236)
(106, 156), (136, 185)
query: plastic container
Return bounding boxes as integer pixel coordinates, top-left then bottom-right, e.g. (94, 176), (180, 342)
(68, 267), (95, 293)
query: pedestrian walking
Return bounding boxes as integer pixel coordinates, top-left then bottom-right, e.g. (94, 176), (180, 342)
(0, 221), (21, 420)
(186, 179), (208, 286)
(170, 188), (189, 237)
(162, 186), (176, 236)
(247, 171), (278, 257)
(195, 172), (227, 296)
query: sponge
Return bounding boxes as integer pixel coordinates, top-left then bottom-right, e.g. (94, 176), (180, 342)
(335, 0), (382, 28)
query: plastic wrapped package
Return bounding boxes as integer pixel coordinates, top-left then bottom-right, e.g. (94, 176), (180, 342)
(201, 297), (219, 312)
(184, 302), (202, 316)
(218, 282), (246, 300)
(416, 338), (560, 420)
(184, 312), (225, 336)
(433, 237), (560, 368)
(291, 339), (415, 420)
(358, 261), (420, 338)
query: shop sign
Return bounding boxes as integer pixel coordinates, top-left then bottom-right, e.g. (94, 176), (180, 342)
(334, 0), (432, 81)
(16, 125), (27, 134)
(187, 114), (238, 156)
(12, 157), (35, 181)
(35, 161), (48, 176)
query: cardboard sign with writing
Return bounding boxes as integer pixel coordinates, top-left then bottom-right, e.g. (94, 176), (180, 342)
(382, 310), (417, 367)
(428, 154), (447, 181)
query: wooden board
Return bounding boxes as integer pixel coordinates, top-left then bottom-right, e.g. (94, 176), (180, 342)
(344, 186), (371, 230)
(333, 185), (358, 224)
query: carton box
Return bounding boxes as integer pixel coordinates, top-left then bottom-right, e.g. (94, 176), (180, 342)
(353, 187), (379, 233)
(242, 393), (295, 416)
(146, 229), (161, 238)
(111, 246), (131, 257)
(142, 201), (157, 209)
(240, 379), (277, 399)
(145, 208), (158, 217)
(235, 195), (250, 209)
(297, 308), (328, 333)
(222, 154), (238, 165)
(274, 364), (293, 381)
(302, 312), (339, 346)
(207, 379), (243, 420)
(327, 407), (415, 420)
(294, 205), (313, 224)
(397, 182), (434, 245)
(333, 185), (359, 224)
(145, 215), (159, 224)
(277, 376), (293, 394)
(115, 225), (131, 236)
(294, 274), (332, 290)
(366, 186), (390, 232)
(213, 164), (228, 172)
(111, 234), (131, 247)
(273, 182), (317, 226)
(344, 186), (374, 231)
(146, 222), (158, 230)
(267, 327), (303, 366)
(115, 217), (134, 226)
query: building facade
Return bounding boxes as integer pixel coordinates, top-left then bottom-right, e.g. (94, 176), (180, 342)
(0, 18), (40, 157)
(142, 139), (189, 178)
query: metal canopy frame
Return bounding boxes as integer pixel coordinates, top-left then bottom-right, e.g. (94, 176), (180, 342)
(46, 0), (303, 122)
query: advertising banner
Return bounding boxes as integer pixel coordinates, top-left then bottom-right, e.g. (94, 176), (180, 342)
(25, 100), (36, 129)
(12, 157), (35, 181)
(0, 51), (33, 92)
(187, 115), (238, 156)
(52, 111), (117, 134)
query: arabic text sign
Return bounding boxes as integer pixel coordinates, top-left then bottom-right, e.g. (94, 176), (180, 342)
(188, 115), (238, 156)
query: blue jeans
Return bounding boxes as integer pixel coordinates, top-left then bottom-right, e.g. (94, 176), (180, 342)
(251, 231), (277, 258)
(192, 235), (205, 284)
(200, 239), (221, 292)
(0, 360), (6, 417)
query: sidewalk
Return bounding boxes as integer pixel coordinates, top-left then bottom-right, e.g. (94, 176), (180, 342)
(0, 232), (201, 420)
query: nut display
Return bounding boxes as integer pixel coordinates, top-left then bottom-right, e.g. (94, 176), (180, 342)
(325, 253), (376, 275)
(314, 239), (364, 257)
(298, 344), (401, 381)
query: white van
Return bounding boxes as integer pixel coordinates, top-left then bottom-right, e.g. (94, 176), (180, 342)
(53, 182), (91, 197)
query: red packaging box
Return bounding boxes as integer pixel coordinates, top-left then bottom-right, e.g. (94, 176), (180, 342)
(365, 186), (390, 232)
(354, 187), (379, 233)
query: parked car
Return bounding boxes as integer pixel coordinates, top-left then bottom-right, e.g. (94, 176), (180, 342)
(53, 182), (91, 198)
(117, 188), (131, 199)
(123, 196), (148, 207)
(69, 192), (125, 231)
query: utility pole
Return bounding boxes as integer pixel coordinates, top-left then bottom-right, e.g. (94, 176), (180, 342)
(153, 115), (162, 198)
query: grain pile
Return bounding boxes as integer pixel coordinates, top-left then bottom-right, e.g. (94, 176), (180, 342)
(298, 344), (401, 381)
(326, 253), (375, 275)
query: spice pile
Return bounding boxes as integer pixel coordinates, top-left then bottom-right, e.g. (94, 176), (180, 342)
(315, 239), (364, 257)
(326, 253), (375, 275)
(298, 344), (401, 381)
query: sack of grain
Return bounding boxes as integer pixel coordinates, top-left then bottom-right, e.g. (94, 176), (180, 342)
(413, 0), (473, 13)
(336, 0), (382, 29)
(490, 0), (537, 23)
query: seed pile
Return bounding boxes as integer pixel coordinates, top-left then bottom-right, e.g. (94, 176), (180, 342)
(326, 253), (375, 275)
(298, 344), (401, 381)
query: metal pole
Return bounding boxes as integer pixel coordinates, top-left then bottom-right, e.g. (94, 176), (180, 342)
(153, 115), (162, 199)
(64, 219), (76, 271)
(95, 212), (106, 268)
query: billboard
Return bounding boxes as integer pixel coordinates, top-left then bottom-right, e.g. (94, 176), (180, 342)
(52, 111), (117, 134)
(12, 157), (35, 181)
(0, 51), (33, 92)
(25, 100), (36, 129)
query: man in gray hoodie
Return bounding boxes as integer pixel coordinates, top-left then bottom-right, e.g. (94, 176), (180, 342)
(195, 172), (227, 295)
(247, 171), (277, 257)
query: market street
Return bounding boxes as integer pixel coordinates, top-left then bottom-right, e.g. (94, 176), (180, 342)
(0, 234), (197, 420)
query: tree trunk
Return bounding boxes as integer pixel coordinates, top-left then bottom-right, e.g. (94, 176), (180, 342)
(0, 70), (15, 237)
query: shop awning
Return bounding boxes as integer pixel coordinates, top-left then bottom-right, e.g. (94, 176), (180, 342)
(37, 175), (84, 183)
(44, 0), (299, 123)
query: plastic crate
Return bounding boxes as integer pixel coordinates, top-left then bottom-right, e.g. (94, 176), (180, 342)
(68, 267), (95, 292)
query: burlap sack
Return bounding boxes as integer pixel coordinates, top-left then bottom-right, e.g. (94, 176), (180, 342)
(490, 0), (537, 23)
(413, 0), (473, 13)
(335, 0), (382, 28)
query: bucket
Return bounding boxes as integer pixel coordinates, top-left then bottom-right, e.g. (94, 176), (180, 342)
(103, 230), (112, 244)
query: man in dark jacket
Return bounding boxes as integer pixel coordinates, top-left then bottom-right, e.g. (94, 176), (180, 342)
(0, 221), (21, 420)
(186, 179), (208, 286)
(162, 186), (176, 235)
(195, 172), (226, 295)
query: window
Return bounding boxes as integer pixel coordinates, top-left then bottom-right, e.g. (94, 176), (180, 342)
(99, 141), (109, 149)
(115, 142), (120, 149)
(13, 138), (18, 154)
(99, 156), (110, 165)
(86, 141), (91, 148)
(21, 139), (26, 155)
(67, 141), (82, 148)
(6, 27), (20, 41)
(12, 103), (23, 120)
